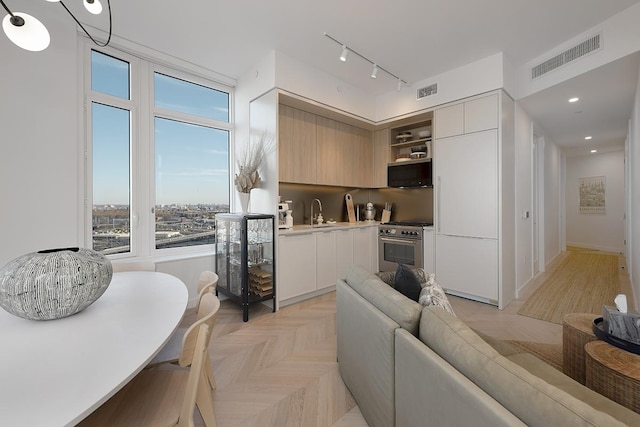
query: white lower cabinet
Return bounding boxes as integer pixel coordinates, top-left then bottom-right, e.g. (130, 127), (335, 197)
(277, 226), (377, 306)
(316, 231), (337, 290)
(352, 227), (377, 273)
(423, 227), (435, 274)
(277, 233), (317, 301)
(335, 230), (354, 280)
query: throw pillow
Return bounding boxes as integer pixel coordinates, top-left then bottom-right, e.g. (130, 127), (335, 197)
(376, 267), (429, 287)
(418, 273), (456, 316)
(394, 263), (422, 302)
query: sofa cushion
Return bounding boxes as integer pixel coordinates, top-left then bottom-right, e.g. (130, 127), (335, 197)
(394, 264), (422, 302)
(376, 267), (429, 287)
(507, 353), (640, 426)
(420, 306), (628, 426)
(346, 266), (422, 336)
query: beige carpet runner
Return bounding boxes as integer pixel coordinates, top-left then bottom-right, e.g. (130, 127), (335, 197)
(518, 252), (620, 324)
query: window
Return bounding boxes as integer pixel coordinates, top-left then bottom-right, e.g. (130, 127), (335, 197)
(86, 47), (232, 257)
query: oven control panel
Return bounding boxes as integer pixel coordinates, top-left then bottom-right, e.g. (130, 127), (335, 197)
(379, 226), (423, 240)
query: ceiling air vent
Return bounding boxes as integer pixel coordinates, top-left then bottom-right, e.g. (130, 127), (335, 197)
(531, 34), (601, 79)
(417, 83), (437, 100)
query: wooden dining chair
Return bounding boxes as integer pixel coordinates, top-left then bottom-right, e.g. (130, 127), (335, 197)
(78, 293), (221, 427)
(148, 271), (219, 391)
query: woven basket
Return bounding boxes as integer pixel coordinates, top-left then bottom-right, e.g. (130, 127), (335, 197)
(0, 247), (112, 320)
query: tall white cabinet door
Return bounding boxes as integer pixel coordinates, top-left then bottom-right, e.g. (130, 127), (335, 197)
(278, 234), (316, 301)
(435, 129), (498, 239)
(316, 231), (337, 290)
(336, 229), (354, 279)
(435, 234), (498, 302)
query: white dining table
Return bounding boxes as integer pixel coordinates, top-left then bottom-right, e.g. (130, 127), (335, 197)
(0, 271), (188, 427)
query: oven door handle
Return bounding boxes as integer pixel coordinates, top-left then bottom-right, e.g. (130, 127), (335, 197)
(379, 237), (418, 245)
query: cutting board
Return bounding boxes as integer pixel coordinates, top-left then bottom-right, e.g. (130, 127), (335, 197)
(345, 194), (356, 223)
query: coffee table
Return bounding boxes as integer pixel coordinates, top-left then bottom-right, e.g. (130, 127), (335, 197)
(562, 313), (598, 384)
(585, 340), (640, 413)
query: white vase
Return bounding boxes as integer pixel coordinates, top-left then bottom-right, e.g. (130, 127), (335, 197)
(239, 191), (250, 213)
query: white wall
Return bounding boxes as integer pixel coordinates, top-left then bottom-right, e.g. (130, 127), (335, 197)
(514, 104), (534, 293)
(375, 53), (505, 122)
(628, 65), (640, 308)
(0, 10), (80, 267)
(273, 51), (377, 122)
(544, 138), (564, 265)
(513, 2), (640, 100)
(565, 151), (625, 252)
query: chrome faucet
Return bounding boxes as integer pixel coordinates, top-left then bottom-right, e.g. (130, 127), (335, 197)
(311, 198), (323, 225)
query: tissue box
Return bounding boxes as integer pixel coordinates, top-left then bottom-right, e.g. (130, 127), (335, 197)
(602, 305), (640, 344)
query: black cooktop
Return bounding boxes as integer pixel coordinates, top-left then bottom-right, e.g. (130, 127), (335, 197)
(383, 220), (433, 227)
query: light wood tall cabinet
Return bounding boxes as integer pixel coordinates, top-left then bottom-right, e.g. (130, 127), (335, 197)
(278, 104), (317, 184)
(433, 91), (515, 309)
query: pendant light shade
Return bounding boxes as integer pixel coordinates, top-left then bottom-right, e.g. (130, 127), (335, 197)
(340, 45), (348, 62)
(1, 0), (111, 51)
(83, 0), (103, 15)
(2, 12), (50, 51)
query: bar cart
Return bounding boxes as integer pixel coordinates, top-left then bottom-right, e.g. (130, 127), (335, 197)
(215, 213), (276, 321)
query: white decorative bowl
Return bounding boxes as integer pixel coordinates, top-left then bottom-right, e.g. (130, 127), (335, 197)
(0, 247), (112, 320)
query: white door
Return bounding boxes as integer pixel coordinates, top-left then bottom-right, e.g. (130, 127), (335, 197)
(435, 129), (498, 238)
(336, 229), (354, 279)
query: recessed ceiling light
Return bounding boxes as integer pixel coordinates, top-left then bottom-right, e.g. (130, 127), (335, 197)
(569, 97), (579, 103)
(590, 149), (597, 153)
(585, 136), (592, 140)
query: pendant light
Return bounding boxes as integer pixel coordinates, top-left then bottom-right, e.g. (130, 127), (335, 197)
(1, 0), (112, 51)
(1, 10), (50, 51)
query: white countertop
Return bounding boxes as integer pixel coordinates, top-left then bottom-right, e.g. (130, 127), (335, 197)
(0, 271), (188, 427)
(278, 221), (379, 236)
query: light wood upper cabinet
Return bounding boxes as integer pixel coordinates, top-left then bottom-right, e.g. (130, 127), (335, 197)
(316, 116), (373, 187)
(279, 103), (374, 188)
(316, 116), (340, 186)
(278, 104), (317, 184)
(373, 128), (389, 188)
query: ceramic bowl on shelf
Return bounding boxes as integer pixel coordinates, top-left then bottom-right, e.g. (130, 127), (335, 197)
(410, 152), (427, 159)
(418, 129), (432, 138)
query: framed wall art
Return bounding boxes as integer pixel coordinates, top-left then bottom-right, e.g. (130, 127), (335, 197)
(579, 176), (606, 214)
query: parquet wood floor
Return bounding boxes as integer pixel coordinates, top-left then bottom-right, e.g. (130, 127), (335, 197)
(111, 249), (630, 427)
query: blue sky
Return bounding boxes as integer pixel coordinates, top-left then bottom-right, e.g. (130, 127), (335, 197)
(91, 51), (230, 206)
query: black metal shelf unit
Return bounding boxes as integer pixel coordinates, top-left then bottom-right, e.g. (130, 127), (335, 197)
(215, 213), (276, 321)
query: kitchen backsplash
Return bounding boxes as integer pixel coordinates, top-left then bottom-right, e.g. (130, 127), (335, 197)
(279, 183), (433, 225)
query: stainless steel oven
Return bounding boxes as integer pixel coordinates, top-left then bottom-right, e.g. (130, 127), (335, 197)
(378, 221), (431, 272)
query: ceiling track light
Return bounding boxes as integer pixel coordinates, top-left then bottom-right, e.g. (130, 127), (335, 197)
(1, 0), (112, 52)
(340, 45), (348, 62)
(324, 32), (408, 90)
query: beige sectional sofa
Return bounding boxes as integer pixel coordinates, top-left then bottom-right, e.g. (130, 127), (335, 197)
(336, 265), (640, 427)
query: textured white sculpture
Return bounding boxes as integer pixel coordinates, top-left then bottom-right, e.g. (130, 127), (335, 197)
(0, 247), (112, 320)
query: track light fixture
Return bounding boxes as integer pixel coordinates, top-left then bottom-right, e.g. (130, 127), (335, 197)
(340, 45), (348, 62)
(1, 0), (112, 52)
(324, 32), (408, 90)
